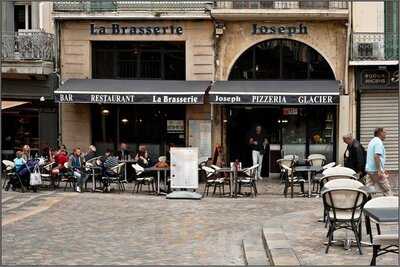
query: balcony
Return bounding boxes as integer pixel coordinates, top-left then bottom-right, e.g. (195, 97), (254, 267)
(212, 0), (348, 21)
(1, 31), (55, 76)
(350, 33), (399, 65)
(53, 0), (214, 19)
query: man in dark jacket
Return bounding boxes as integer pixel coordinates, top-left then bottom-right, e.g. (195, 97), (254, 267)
(343, 133), (366, 177)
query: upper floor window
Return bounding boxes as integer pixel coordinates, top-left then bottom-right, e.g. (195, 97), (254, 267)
(14, 4), (32, 31)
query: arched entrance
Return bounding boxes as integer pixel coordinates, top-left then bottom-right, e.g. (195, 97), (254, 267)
(229, 39), (335, 80)
(225, 39), (337, 177)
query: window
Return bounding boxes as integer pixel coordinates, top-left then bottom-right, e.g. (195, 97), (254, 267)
(92, 42), (185, 80)
(229, 39), (335, 80)
(14, 4), (31, 31)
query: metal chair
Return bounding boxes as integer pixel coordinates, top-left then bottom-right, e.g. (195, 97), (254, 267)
(313, 162), (336, 193)
(131, 163), (154, 193)
(277, 158), (294, 184)
(278, 160), (305, 198)
(61, 162), (76, 191)
(322, 186), (368, 254)
(2, 160), (15, 189)
(40, 162), (56, 189)
(102, 162), (126, 193)
(202, 166), (223, 197)
(237, 164), (259, 197)
(364, 196), (399, 266)
(323, 166), (356, 177)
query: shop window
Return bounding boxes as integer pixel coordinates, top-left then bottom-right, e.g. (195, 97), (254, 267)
(229, 39), (335, 80)
(91, 105), (185, 157)
(2, 105), (39, 159)
(92, 42), (185, 80)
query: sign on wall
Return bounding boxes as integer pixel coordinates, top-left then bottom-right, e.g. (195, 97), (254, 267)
(209, 94), (339, 105)
(252, 23), (308, 36)
(90, 23), (183, 35)
(357, 66), (399, 90)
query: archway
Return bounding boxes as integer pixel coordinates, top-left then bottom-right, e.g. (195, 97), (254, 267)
(226, 39), (337, 176)
(228, 39), (335, 80)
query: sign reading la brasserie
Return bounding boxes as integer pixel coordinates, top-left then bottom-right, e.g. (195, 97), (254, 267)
(90, 23), (183, 35)
(210, 94), (338, 105)
(55, 93), (202, 104)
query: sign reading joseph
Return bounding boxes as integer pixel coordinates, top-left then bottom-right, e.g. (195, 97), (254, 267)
(90, 23), (183, 35)
(252, 23), (308, 36)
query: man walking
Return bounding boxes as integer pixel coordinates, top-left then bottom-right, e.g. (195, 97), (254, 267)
(249, 125), (268, 180)
(343, 133), (366, 178)
(365, 127), (392, 196)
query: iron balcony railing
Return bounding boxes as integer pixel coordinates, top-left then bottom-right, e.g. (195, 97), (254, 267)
(1, 31), (55, 61)
(351, 33), (399, 61)
(53, 0), (214, 12)
(214, 0), (348, 9)
(53, 0), (347, 12)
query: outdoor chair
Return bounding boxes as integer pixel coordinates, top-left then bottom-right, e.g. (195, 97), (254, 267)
(364, 196), (399, 266)
(2, 160), (15, 190)
(61, 162), (76, 191)
(321, 178), (363, 225)
(40, 161), (56, 189)
(280, 163), (305, 198)
(102, 162), (126, 193)
(322, 185), (368, 254)
(323, 166), (356, 177)
(313, 162), (336, 193)
(202, 166), (224, 197)
(277, 158), (294, 184)
(211, 164), (231, 195)
(283, 154), (299, 161)
(237, 164), (259, 197)
(131, 163), (155, 194)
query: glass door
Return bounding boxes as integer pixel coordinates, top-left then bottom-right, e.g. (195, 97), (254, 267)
(280, 107), (307, 159)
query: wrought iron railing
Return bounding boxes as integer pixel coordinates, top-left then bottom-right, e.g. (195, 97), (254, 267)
(53, 0), (347, 12)
(53, 0), (214, 12)
(351, 33), (399, 61)
(1, 31), (55, 61)
(214, 0), (348, 9)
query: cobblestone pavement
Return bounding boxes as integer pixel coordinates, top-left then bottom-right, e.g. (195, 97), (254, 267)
(2, 179), (398, 265)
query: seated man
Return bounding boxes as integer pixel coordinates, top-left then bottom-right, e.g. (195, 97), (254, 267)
(69, 147), (87, 193)
(101, 149), (119, 191)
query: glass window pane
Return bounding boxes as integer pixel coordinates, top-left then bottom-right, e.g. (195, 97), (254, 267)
(255, 40), (280, 79)
(281, 40), (309, 79)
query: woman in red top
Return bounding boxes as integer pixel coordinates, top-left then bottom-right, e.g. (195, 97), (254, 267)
(52, 148), (69, 185)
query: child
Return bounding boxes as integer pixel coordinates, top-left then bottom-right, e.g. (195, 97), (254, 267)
(14, 151), (26, 172)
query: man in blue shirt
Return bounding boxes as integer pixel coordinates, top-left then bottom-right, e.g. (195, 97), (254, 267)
(365, 127), (392, 195)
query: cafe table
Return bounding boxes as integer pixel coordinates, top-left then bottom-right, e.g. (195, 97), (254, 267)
(85, 165), (103, 192)
(144, 166), (170, 195)
(364, 203), (398, 245)
(294, 165), (322, 198)
(119, 160), (137, 181)
(214, 167), (238, 197)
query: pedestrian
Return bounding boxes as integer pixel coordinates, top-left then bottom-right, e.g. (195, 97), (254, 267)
(342, 133), (366, 178)
(365, 127), (392, 196)
(248, 125), (268, 180)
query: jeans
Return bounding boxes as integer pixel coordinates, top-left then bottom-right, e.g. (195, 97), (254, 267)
(74, 170), (88, 188)
(252, 150), (263, 179)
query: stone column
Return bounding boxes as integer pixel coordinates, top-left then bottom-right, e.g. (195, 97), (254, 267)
(31, 1), (40, 29)
(337, 95), (351, 164)
(1, 1), (14, 32)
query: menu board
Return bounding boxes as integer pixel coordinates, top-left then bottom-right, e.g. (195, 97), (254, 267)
(170, 147), (198, 189)
(188, 120), (212, 161)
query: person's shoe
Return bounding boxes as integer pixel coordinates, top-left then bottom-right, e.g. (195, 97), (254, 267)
(258, 176), (263, 180)
(76, 186), (81, 193)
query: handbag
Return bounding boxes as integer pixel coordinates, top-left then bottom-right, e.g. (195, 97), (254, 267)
(30, 165), (42, 186)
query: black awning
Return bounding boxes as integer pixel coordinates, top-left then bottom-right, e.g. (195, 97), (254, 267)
(209, 80), (341, 105)
(54, 79), (211, 104)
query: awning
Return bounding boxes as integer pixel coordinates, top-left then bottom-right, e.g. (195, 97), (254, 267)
(1, 101), (29, 110)
(55, 79), (211, 104)
(209, 80), (341, 105)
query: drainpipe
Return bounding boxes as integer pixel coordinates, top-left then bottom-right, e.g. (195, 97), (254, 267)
(54, 19), (62, 147)
(344, 1), (352, 96)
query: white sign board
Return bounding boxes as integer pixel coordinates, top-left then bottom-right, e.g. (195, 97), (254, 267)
(170, 147), (198, 189)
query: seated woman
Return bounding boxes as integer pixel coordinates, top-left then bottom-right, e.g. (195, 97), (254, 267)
(135, 145), (151, 168)
(52, 147), (69, 186)
(212, 144), (225, 168)
(14, 150), (26, 172)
